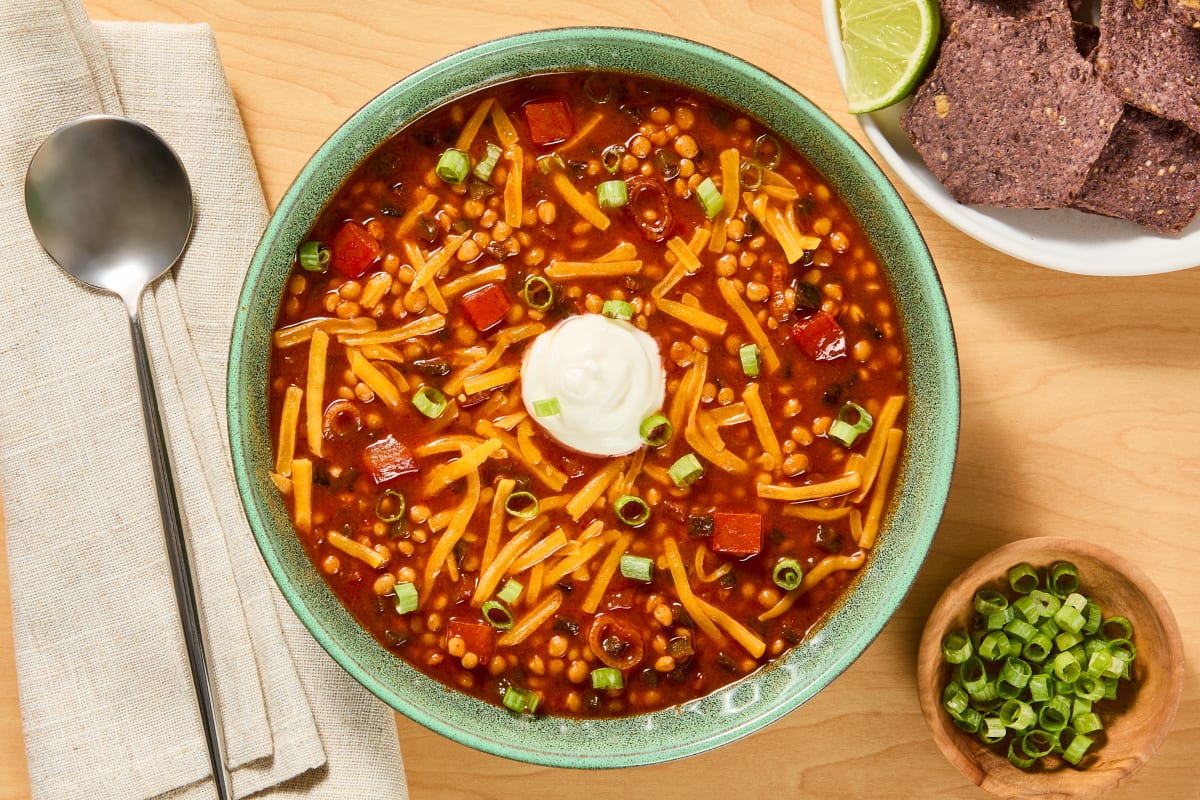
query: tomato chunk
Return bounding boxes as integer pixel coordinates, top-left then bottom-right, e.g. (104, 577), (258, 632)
(446, 617), (496, 665)
(524, 99), (573, 146)
(711, 511), (763, 556)
(329, 220), (382, 278)
(791, 312), (847, 361)
(459, 283), (512, 332)
(361, 435), (418, 484)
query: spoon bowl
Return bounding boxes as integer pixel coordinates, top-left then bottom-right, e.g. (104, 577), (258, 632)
(24, 115), (231, 799)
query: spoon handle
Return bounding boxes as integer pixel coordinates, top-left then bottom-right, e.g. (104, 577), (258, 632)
(127, 306), (234, 800)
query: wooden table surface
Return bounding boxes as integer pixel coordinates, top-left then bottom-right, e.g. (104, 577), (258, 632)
(3, 2), (1198, 798)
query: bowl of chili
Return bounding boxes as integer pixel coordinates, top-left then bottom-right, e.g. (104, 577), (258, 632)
(229, 26), (959, 767)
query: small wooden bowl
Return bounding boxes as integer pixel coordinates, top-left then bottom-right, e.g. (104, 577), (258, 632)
(917, 537), (1185, 799)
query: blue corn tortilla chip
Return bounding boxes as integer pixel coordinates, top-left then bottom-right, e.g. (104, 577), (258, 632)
(901, 14), (1124, 207)
(1169, 0), (1200, 28)
(1072, 106), (1200, 233)
(1095, 0), (1200, 134)
(937, 0), (1072, 29)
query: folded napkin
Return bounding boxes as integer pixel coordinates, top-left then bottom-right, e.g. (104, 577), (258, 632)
(0, 1), (409, 798)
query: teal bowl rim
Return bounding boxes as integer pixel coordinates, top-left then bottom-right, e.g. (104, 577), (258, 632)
(228, 26), (960, 768)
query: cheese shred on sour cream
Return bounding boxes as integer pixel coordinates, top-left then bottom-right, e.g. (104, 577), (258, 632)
(520, 314), (665, 456)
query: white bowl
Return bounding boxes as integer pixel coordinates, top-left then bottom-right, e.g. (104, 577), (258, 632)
(822, 0), (1200, 276)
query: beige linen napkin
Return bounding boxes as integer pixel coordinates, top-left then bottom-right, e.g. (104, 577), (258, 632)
(0, 1), (409, 798)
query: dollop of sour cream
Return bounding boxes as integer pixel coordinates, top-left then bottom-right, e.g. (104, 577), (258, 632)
(521, 314), (665, 457)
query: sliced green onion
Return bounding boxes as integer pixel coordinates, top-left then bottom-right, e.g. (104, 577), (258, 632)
(375, 489), (406, 523)
(297, 240), (330, 272)
(973, 589), (1009, 616)
(473, 141), (503, 182)
(978, 716), (1006, 744)
(639, 414), (673, 447)
(412, 385), (448, 418)
(522, 274), (555, 310)
(481, 600), (515, 631)
(668, 453), (704, 488)
(1101, 616), (1134, 642)
(436, 147), (471, 184)
(497, 578), (523, 605)
(958, 656), (989, 695)
(583, 74), (614, 104)
(614, 495), (651, 527)
(941, 630), (973, 664)
(502, 685), (539, 714)
(739, 343), (761, 378)
(943, 682), (970, 716)
(601, 144), (625, 174)
(939, 561), (1137, 771)
(1022, 633), (1053, 664)
(739, 159), (763, 190)
(829, 401), (874, 447)
(602, 299), (634, 321)
(999, 698), (1036, 731)
(619, 553), (654, 582)
(1061, 730), (1094, 765)
(393, 581), (419, 614)
(1007, 737), (1036, 769)
(1049, 561), (1081, 597)
(695, 176), (723, 219)
(772, 558), (803, 591)
(1028, 673), (1051, 703)
(1007, 562), (1040, 594)
(504, 491), (539, 520)
(591, 666), (624, 690)
(596, 179), (629, 208)
(952, 706), (983, 733)
(753, 133), (782, 169)
(533, 397), (562, 417)
(1020, 729), (1056, 759)
(536, 153), (565, 174)
(979, 631), (1011, 661)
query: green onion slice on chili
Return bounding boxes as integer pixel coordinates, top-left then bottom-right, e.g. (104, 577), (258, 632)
(473, 141), (503, 182)
(602, 299), (634, 321)
(481, 600), (515, 630)
(639, 414), (673, 447)
(772, 558), (803, 591)
(828, 401), (873, 447)
(393, 581), (419, 615)
(739, 343), (761, 378)
(504, 491), (539, 520)
(435, 148), (471, 184)
(695, 176), (723, 219)
(614, 495), (651, 527)
(522, 274), (554, 310)
(669, 453), (704, 488)
(619, 554), (654, 583)
(412, 385), (448, 419)
(591, 666), (624, 690)
(502, 686), (539, 714)
(297, 240), (330, 272)
(496, 578), (523, 606)
(375, 489), (406, 524)
(596, 179), (629, 209)
(532, 397), (562, 417)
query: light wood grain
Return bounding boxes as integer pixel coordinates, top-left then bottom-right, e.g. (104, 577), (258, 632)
(0, 2), (1196, 799)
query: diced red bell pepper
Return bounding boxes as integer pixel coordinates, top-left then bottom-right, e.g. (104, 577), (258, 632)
(446, 617), (496, 665)
(329, 220), (382, 278)
(524, 99), (573, 146)
(459, 282), (512, 332)
(361, 435), (418, 484)
(711, 511), (764, 556)
(791, 312), (847, 361)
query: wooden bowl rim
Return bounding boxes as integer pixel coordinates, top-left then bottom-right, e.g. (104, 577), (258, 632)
(917, 536), (1185, 800)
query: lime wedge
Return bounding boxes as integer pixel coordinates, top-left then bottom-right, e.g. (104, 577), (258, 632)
(839, 0), (940, 114)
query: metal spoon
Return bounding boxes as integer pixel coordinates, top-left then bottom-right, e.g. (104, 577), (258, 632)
(24, 115), (233, 800)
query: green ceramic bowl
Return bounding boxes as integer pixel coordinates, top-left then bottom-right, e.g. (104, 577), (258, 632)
(228, 27), (959, 768)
